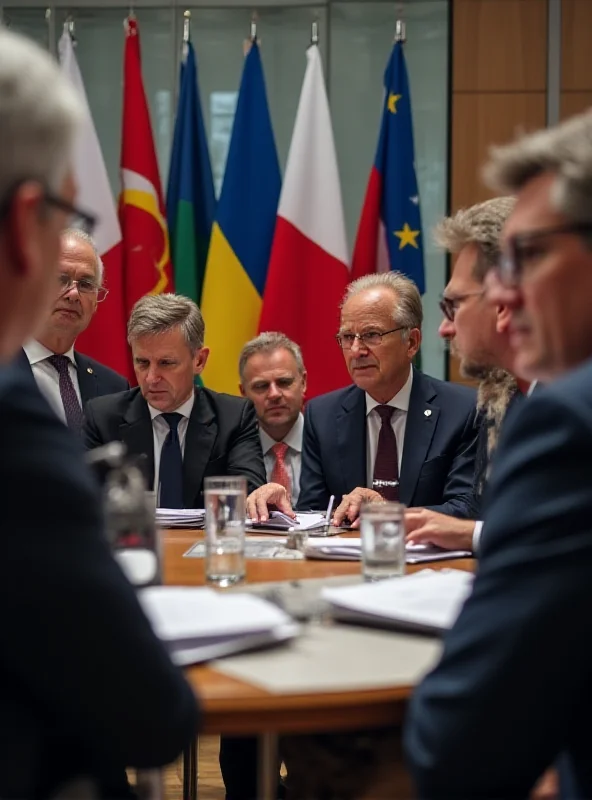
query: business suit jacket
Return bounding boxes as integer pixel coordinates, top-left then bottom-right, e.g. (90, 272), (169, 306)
(0, 364), (198, 798)
(17, 347), (129, 406)
(83, 386), (266, 505)
(298, 369), (478, 518)
(404, 360), (592, 799)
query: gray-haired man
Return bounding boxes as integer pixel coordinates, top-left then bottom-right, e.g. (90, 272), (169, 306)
(239, 332), (307, 506)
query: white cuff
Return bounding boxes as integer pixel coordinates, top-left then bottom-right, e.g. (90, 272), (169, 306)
(472, 520), (484, 552)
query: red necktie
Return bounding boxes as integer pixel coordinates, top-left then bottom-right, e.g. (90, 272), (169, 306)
(270, 442), (291, 499)
(372, 405), (400, 501)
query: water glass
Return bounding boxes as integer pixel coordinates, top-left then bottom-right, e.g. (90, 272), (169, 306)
(360, 502), (406, 581)
(205, 476), (246, 587)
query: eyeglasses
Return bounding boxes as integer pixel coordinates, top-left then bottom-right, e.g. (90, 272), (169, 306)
(58, 274), (108, 302)
(439, 292), (484, 321)
(0, 180), (96, 236)
(335, 327), (406, 350)
(497, 222), (592, 285)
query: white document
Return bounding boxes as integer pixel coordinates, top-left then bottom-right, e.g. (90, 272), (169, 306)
(322, 569), (474, 634)
(247, 511), (327, 531)
(156, 508), (205, 528)
(305, 538), (472, 563)
(138, 586), (299, 665)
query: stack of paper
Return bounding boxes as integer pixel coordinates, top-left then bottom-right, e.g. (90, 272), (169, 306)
(138, 586), (299, 665)
(304, 538), (472, 563)
(247, 511), (328, 532)
(156, 508), (205, 528)
(322, 569), (474, 634)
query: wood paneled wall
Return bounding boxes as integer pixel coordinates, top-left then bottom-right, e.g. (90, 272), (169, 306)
(448, 0), (548, 384)
(560, 0), (592, 119)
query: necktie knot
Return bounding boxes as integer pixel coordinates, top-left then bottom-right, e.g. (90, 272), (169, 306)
(48, 353), (72, 376)
(271, 441), (289, 462)
(161, 412), (183, 435)
(375, 404), (395, 424)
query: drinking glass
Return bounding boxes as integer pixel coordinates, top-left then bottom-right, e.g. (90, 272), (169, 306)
(205, 476), (246, 587)
(360, 502), (406, 581)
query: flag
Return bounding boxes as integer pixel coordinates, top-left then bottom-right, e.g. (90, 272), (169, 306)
(200, 41), (281, 395)
(120, 16), (173, 318)
(352, 40), (425, 293)
(259, 44), (350, 398)
(166, 38), (215, 305)
(58, 30), (130, 380)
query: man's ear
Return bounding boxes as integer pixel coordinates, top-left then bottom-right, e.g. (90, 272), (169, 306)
(496, 304), (512, 335)
(193, 346), (210, 376)
(407, 328), (422, 360)
(239, 383), (246, 397)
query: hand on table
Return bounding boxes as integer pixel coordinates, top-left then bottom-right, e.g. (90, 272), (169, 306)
(332, 487), (384, 528)
(405, 508), (475, 551)
(246, 483), (296, 523)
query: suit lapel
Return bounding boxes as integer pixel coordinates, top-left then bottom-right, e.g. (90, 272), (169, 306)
(119, 391), (155, 489)
(75, 353), (99, 404)
(183, 390), (217, 507)
(398, 370), (439, 505)
(336, 386), (366, 492)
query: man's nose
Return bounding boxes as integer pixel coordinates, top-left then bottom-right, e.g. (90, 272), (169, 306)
(350, 336), (368, 355)
(267, 382), (282, 399)
(438, 318), (455, 339)
(485, 270), (522, 310)
(146, 367), (161, 384)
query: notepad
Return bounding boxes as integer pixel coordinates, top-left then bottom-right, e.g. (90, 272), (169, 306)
(322, 569), (474, 634)
(138, 586), (300, 665)
(156, 508), (205, 528)
(246, 511), (328, 532)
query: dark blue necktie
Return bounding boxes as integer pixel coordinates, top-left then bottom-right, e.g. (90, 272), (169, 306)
(159, 412), (184, 509)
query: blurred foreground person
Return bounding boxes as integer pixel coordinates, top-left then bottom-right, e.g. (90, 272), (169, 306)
(0, 29), (197, 799)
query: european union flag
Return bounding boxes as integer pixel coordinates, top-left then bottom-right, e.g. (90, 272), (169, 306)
(352, 41), (425, 294)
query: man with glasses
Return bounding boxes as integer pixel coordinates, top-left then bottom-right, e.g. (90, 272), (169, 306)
(405, 109), (592, 799)
(405, 197), (533, 553)
(20, 228), (128, 431)
(299, 272), (479, 524)
(0, 29), (198, 798)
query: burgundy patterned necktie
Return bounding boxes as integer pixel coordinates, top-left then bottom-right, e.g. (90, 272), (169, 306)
(372, 405), (400, 501)
(48, 354), (83, 432)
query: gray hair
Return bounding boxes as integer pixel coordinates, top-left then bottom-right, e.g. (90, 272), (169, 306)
(0, 29), (82, 200)
(62, 228), (104, 286)
(342, 271), (423, 332)
(238, 332), (305, 383)
(483, 109), (592, 224)
(434, 197), (516, 282)
(127, 294), (205, 352)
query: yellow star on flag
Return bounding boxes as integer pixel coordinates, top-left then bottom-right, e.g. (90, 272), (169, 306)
(387, 93), (401, 114)
(394, 223), (420, 250)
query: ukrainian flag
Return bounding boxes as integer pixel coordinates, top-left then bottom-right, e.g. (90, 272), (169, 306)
(201, 41), (281, 394)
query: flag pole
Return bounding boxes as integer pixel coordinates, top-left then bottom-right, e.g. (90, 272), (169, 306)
(311, 18), (319, 46)
(183, 9), (190, 43)
(250, 10), (258, 43)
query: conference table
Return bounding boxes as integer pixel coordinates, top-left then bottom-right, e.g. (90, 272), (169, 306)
(162, 527), (475, 800)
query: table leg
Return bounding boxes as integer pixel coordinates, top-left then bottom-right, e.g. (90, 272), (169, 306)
(182, 737), (198, 800)
(258, 732), (278, 800)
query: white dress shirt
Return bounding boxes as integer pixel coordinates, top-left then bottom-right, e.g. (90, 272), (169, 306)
(149, 392), (195, 498)
(23, 339), (81, 424)
(259, 413), (304, 506)
(365, 366), (413, 488)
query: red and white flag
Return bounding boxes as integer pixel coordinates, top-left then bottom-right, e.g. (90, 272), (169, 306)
(259, 44), (350, 398)
(58, 29), (130, 380)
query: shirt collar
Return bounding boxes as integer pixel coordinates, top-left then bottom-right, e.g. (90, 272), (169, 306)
(365, 366), (414, 416)
(527, 380), (538, 397)
(148, 390), (195, 421)
(24, 340), (77, 367)
(259, 412), (304, 455)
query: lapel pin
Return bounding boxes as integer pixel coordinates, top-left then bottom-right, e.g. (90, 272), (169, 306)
(87, 367), (93, 374)
(424, 409), (432, 417)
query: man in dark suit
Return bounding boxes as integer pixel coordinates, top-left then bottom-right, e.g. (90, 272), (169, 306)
(405, 108), (592, 799)
(299, 271), (478, 524)
(21, 228), (128, 431)
(84, 293), (267, 508)
(0, 27), (198, 798)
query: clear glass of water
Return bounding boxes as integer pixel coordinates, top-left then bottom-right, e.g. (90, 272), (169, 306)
(360, 501), (406, 581)
(205, 476), (246, 587)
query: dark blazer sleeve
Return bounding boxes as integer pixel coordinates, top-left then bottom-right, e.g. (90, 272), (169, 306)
(404, 387), (592, 799)
(0, 370), (198, 770)
(226, 398), (266, 494)
(426, 405), (480, 519)
(297, 400), (330, 511)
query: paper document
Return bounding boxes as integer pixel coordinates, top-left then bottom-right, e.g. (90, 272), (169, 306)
(305, 538), (472, 563)
(322, 569), (474, 634)
(138, 586), (299, 665)
(156, 508), (205, 528)
(247, 511), (328, 531)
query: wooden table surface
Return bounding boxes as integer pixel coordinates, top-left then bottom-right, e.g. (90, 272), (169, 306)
(163, 527), (475, 736)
